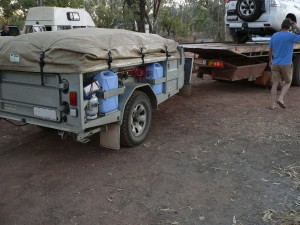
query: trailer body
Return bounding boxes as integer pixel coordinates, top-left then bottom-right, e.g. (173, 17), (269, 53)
(0, 28), (192, 150)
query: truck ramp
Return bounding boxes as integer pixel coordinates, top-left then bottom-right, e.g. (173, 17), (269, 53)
(182, 42), (300, 58)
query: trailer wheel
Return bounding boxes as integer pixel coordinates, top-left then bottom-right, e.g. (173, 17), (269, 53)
(120, 91), (152, 147)
(236, 0), (263, 22)
(292, 55), (300, 86)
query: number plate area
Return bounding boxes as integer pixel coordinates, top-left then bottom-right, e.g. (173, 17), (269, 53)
(33, 107), (58, 121)
(227, 2), (237, 10)
(0, 72), (62, 122)
(227, 15), (238, 21)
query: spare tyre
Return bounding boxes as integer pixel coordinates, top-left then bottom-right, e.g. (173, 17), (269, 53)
(236, 0), (263, 22)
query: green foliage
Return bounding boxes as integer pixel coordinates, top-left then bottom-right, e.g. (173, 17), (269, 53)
(159, 4), (191, 38)
(44, 0), (84, 7)
(0, 0), (19, 21)
(0, 0), (225, 40)
(191, 4), (208, 32)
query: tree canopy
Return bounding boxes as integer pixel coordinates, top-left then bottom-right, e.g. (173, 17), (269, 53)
(0, 0), (225, 41)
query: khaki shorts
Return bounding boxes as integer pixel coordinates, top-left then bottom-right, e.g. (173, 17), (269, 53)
(271, 64), (293, 83)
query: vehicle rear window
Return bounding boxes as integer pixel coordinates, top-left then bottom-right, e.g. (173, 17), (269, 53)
(8, 26), (20, 36)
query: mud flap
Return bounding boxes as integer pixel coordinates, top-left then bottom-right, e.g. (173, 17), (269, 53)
(179, 57), (193, 96)
(100, 123), (121, 150)
(179, 84), (192, 96)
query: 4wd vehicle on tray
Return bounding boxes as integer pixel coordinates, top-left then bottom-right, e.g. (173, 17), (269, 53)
(225, 0), (300, 43)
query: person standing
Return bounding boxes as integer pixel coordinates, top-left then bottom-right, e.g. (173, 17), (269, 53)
(269, 18), (300, 109)
(1, 25), (10, 36)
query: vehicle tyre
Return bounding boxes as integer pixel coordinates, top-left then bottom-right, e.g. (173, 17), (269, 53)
(230, 30), (251, 43)
(292, 55), (300, 86)
(120, 91), (152, 147)
(236, 0), (263, 22)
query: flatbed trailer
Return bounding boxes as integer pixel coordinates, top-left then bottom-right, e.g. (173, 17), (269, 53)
(182, 42), (300, 86)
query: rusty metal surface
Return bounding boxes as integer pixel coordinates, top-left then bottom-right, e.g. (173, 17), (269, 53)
(181, 42), (300, 58)
(254, 71), (272, 86)
(208, 57), (267, 81)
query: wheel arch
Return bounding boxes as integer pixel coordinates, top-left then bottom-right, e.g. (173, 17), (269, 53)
(118, 83), (157, 123)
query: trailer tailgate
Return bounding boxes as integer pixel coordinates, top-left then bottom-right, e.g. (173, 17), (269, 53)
(0, 71), (63, 122)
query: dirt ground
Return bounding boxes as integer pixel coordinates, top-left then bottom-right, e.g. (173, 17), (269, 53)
(1, 76), (300, 225)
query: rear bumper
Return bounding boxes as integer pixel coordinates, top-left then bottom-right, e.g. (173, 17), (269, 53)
(226, 23), (276, 35)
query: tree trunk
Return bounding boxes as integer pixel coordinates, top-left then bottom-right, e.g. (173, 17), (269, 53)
(152, 0), (161, 34)
(145, 12), (153, 33)
(137, 0), (146, 32)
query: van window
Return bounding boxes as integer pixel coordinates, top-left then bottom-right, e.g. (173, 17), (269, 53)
(8, 26), (20, 36)
(57, 26), (72, 30)
(67, 12), (80, 21)
(33, 26), (46, 32)
(45, 26), (52, 31)
(25, 25), (46, 33)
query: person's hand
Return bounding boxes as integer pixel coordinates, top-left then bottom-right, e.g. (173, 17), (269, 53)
(291, 21), (300, 33)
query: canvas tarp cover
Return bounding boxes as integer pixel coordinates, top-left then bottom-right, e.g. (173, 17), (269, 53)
(0, 28), (179, 74)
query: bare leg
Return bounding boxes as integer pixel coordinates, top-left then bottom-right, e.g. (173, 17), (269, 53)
(271, 80), (279, 109)
(278, 81), (291, 105)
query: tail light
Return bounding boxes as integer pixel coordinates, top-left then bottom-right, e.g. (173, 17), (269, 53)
(208, 60), (224, 67)
(69, 91), (77, 106)
(225, 0), (231, 3)
(196, 58), (224, 68)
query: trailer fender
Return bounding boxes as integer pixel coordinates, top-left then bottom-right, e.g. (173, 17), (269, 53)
(118, 83), (157, 124)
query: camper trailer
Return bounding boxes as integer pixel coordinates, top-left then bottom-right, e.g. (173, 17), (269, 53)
(23, 7), (95, 33)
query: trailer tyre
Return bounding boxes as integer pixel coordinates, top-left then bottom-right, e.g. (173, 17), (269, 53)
(120, 91), (152, 147)
(236, 0), (263, 22)
(292, 56), (300, 86)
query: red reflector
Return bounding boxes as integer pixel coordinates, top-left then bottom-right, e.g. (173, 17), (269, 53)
(264, 24), (271, 27)
(69, 92), (77, 106)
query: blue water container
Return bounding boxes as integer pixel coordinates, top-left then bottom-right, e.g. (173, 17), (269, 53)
(146, 63), (163, 95)
(94, 70), (118, 114)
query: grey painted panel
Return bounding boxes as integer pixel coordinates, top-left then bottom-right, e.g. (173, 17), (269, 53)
(1, 82), (60, 107)
(1, 71), (60, 87)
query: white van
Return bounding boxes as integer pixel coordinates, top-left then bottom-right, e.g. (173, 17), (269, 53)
(23, 6), (95, 34)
